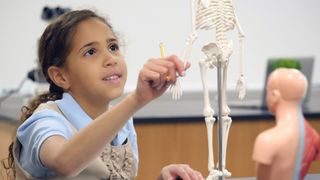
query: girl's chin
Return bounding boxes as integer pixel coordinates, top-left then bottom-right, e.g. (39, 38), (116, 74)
(107, 89), (124, 99)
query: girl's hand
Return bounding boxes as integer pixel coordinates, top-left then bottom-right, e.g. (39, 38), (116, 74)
(134, 55), (190, 106)
(158, 164), (204, 180)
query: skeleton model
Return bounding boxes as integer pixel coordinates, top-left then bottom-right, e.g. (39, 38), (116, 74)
(177, 0), (245, 179)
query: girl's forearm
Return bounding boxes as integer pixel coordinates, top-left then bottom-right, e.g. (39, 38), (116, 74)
(50, 92), (144, 176)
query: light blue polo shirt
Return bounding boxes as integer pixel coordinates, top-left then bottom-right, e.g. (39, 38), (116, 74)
(17, 92), (138, 178)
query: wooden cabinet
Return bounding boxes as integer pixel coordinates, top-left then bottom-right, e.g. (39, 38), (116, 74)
(135, 119), (320, 180)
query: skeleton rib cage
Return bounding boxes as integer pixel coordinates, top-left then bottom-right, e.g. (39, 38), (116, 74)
(195, 0), (236, 54)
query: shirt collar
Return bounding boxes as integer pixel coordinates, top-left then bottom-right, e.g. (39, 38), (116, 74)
(55, 92), (92, 130)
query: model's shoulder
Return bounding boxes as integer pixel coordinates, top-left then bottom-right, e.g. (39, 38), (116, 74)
(256, 127), (278, 143)
(253, 129), (278, 164)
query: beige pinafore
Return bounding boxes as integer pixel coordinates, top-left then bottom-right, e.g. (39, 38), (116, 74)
(13, 102), (136, 179)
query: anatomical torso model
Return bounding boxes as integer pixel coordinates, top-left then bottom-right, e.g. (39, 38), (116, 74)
(252, 68), (320, 180)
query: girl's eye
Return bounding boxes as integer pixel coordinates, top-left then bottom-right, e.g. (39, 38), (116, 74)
(84, 48), (96, 56)
(108, 43), (120, 52)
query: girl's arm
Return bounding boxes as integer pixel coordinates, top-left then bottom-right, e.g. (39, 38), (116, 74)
(40, 55), (189, 176)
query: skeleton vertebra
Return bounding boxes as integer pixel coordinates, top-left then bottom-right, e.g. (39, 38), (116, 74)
(181, 0), (245, 179)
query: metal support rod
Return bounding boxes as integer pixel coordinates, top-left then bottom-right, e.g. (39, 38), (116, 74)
(217, 61), (224, 180)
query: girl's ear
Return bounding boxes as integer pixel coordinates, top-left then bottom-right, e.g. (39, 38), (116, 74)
(47, 66), (70, 90)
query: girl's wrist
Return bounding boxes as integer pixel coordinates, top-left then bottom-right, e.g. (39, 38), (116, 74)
(127, 91), (148, 109)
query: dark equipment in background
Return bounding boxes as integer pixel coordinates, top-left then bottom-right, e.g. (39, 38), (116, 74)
(27, 69), (47, 83)
(41, 6), (71, 21)
(1, 6), (70, 106)
(0, 69), (48, 106)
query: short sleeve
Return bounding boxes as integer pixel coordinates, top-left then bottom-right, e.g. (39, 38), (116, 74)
(17, 109), (73, 178)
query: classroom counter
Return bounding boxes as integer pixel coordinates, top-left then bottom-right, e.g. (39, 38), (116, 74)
(132, 86), (320, 123)
(1, 87), (320, 122)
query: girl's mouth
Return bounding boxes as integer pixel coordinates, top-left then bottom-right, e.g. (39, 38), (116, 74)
(102, 74), (122, 84)
(103, 74), (120, 81)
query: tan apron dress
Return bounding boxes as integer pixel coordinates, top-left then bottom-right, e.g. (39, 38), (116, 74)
(13, 102), (136, 180)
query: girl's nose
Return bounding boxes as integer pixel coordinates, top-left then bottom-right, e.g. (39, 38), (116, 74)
(103, 53), (118, 67)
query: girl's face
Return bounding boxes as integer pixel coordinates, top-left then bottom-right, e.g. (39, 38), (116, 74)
(63, 18), (127, 106)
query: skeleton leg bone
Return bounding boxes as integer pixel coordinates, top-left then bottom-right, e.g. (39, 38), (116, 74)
(222, 60), (231, 116)
(221, 62), (231, 177)
(222, 116), (232, 177)
(199, 58), (222, 179)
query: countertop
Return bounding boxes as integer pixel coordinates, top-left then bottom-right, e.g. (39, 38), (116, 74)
(1, 87), (319, 123)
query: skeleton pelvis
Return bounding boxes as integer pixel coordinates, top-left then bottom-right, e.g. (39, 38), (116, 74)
(201, 41), (233, 65)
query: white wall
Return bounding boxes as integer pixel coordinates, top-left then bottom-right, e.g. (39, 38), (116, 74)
(1, 0), (320, 93)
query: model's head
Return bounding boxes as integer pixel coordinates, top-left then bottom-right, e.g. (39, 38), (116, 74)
(266, 68), (307, 112)
(39, 9), (127, 102)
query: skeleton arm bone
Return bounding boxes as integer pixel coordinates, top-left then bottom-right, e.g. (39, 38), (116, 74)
(181, 33), (198, 64)
(234, 14), (245, 75)
(180, 0), (199, 64)
(168, 0), (199, 101)
(234, 13), (246, 99)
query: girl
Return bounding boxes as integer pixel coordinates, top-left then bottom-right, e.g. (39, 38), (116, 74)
(3, 9), (203, 180)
